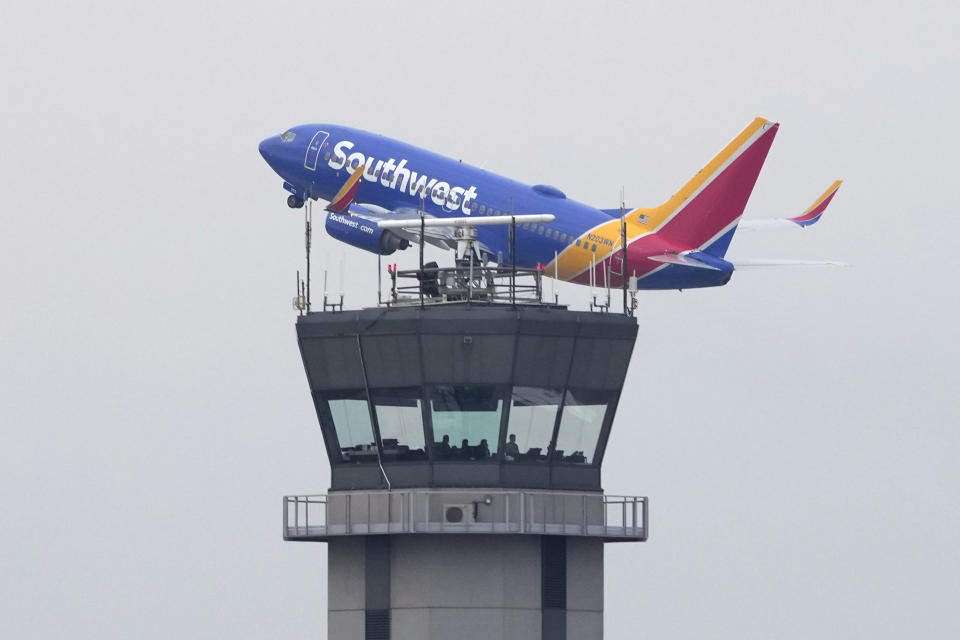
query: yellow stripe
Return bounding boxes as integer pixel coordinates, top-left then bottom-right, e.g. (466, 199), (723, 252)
(803, 180), (843, 215)
(331, 165), (364, 206)
(550, 117), (770, 280)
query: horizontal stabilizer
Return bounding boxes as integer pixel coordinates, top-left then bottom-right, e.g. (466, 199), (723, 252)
(731, 258), (850, 268)
(378, 214), (554, 229)
(648, 252), (723, 271)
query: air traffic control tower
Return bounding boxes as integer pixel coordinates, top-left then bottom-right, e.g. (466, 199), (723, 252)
(283, 260), (647, 640)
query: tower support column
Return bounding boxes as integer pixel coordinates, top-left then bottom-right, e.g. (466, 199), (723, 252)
(327, 534), (603, 640)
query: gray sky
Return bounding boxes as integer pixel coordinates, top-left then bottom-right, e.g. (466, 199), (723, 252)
(2, 1), (958, 638)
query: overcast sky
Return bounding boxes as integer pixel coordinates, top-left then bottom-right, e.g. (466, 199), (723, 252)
(2, 1), (958, 638)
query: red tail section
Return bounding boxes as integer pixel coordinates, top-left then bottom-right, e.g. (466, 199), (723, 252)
(654, 119), (778, 256)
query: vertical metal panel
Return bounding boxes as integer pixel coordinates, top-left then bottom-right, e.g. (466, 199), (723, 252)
(542, 535), (568, 639)
(361, 335), (422, 388)
(364, 609), (390, 640)
(301, 337), (366, 389)
(512, 335), (575, 388)
(365, 537), (391, 639)
(541, 535), (567, 608)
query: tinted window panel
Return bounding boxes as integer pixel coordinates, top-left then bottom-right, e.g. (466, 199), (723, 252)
(505, 386), (560, 462)
(554, 390), (608, 464)
(373, 390), (427, 461)
(430, 385), (501, 461)
(328, 392), (378, 463)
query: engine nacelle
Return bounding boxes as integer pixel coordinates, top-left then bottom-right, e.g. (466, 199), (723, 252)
(325, 212), (410, 255)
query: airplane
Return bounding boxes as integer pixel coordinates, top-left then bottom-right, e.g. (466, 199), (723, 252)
(258, 117), (843, 290)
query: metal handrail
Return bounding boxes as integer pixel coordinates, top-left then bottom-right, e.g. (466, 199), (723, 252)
(283, 490), (647, 541)
(386, 265), (547, 307)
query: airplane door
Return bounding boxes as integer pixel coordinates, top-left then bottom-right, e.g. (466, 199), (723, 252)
(303, 130), (330, 171)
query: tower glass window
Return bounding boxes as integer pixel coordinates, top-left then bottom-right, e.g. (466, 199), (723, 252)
(430, 385), (502, 461)
(326, 391), (378, 463)
(372, 389), (427, 461)
(554, 389), (610, 464)
(505, 386), (561, 462)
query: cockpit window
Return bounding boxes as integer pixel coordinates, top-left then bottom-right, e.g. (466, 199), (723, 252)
(280, 130), (296, 143)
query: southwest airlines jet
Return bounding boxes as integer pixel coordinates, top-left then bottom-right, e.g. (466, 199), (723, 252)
(259, 118), (842, 290)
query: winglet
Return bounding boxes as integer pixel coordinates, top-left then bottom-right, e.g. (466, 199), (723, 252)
(327, 166), (365, 213)
(788, 180), (842, 227)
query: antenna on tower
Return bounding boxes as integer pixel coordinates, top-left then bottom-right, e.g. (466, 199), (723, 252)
(620, 186), (629, 317)
(305, 200), (312, 312)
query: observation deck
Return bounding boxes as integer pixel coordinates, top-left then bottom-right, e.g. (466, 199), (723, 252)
(297, 299), (637, 492)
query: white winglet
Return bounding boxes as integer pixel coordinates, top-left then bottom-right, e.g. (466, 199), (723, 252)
(740, 180), (843, 231)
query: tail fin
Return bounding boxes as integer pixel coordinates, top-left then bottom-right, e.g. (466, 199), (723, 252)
(327, 165), (364, 213)
(788, 180), (842, 227)
(626, 117), (779, 257)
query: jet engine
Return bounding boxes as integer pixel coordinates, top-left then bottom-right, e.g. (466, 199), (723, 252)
(325, 212), (409, 255)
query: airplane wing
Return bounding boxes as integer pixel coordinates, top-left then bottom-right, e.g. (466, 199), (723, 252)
(341, 204), (459, 251)
(739, 180), (842, 230)
(377, 214), (555, 229)
(374, 212), (557, 255)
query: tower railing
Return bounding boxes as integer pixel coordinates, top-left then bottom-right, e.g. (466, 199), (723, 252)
(283, 489), (647, 542)
(384, 264), (548, 307)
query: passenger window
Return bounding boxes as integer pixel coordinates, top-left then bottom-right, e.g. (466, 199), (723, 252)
(591, 244), (597, 252)
(479, 204), (486, 214)
(576, 239), (581, 247)
(538, 226), (545, 235)
(373, 390), (427, 462)
(554, 389), (610, 464)
(505, 387), (561, 462)
(430, 385), (502, 461)
(552, 230), (560, 240)
(560, 233), (567, 242)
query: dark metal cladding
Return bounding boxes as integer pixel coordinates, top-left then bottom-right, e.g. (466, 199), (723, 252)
(296, 304), (638, 491)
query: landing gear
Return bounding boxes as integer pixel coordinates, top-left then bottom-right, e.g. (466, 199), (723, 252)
(287, 195), (305, 209)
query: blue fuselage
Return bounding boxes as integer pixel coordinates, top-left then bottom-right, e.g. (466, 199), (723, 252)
(259, 124), (617, 268)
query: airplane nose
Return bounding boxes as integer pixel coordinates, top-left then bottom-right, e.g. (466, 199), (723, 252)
(259, 136), (278, 162)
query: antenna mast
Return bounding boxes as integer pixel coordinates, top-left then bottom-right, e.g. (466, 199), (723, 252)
(305, 200), (313, 312)
(620, 187), (628, 316)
